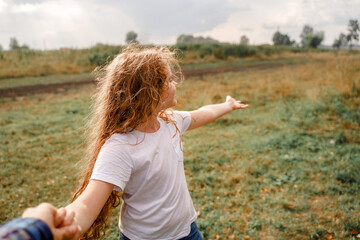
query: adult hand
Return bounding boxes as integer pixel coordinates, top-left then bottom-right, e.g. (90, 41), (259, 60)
(225, 95), (249, 110)
(22, 203), (81, 240)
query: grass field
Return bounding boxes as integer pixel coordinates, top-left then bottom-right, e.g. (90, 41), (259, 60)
(0, 73), (92, 89)
(0, 44), (316, 79)
(0, 52), (313, 90)
(0, 52), (359, 239)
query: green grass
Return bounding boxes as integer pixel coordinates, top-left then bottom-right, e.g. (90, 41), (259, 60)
(180, 56), (311, 70)
(0, 56), (308, 89)
(0, 56), (311, 89)
(0, 92), (89, 209)
(180, 93), (359, 239)
(0, 54), (359, 239)
(0, 72), (93, 89)
(0, 43), (341, 79)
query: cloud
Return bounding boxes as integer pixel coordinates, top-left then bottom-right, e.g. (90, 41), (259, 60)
(0, 1), (6, 12)
(11, 0), (47, 3)
(193, 0), (360, 45)
(0, 0), (240, 48)
(0, 0), (359, 49)
(0, 0), (138, 49)
(116, 0), (239, 41)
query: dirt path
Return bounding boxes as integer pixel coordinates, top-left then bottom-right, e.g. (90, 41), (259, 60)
(0, 63), (288, 98)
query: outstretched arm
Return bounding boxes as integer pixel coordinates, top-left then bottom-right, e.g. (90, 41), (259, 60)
(64, 180), (114, 236)
(188, 96), (248, 131)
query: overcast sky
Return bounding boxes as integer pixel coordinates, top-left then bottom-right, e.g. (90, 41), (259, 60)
(0, 0), (359, 50)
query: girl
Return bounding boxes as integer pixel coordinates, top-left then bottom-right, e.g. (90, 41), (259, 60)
(65, 45), (248, 240)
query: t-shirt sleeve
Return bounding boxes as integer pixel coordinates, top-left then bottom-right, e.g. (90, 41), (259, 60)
(90, 139), (133, 192)
(173, 111), (191, 135)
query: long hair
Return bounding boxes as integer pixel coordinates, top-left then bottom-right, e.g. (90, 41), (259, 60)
(71, 44), (183, 239)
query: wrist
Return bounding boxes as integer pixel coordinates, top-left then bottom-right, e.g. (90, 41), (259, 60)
(224, 101), (233, 112)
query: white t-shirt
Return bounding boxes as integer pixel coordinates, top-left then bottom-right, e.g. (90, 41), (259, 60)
(90, 111), (197, 240)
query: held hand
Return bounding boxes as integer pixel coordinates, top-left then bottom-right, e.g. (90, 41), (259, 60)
(56, 208), (82, 240)
(225, 96), (249, 110)
(22, 203), (81, 240)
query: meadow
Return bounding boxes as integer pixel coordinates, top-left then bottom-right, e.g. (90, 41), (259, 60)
(0, 50), (359, 239)
(0, 43), (311, 79)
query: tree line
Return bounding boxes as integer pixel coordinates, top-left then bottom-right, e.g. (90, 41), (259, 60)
(175, 19), (359, 50)
(1, 19), (358, 51)
(272, 25), (325, 48)
(268, 19), (359, 49)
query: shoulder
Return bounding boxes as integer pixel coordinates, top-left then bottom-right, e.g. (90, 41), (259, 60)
(106, 132), (131, 143)
(103, 132), (138, 148)
(168, 110), (191, 122)
(97, 133), (136, 164)
(94, 133), (135, 177)
(166, 110), (191, 135)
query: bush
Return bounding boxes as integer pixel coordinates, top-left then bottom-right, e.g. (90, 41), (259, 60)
(88, 52), (112, 66)
(213, 44), (256, 59)
(172, 42), (308, 60)
(88, 46), (121, 66)
(198, 44), (214, 58)
(256, 45), (277, 56)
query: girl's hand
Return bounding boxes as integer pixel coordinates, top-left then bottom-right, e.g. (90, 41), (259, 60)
(56, 208), (82, 240)
(225, 96), (249, 110)
(22, 203), (81, 240)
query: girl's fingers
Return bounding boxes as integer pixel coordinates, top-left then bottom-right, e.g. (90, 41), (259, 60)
(55, 208), (67, 227)
(226, 96), (248, 109)
(235, 104), (248, 109)
(62, 209), (75, 226)
(55, 223), (82, 240)
(64, 224), (82, 240)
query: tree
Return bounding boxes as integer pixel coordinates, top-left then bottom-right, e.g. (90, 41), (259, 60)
(300, 25), (314, 47)
(125, 31), (138, 44)
(9, 37), (20, 50)
(21, 44), (29, 50)
(299, 25), (324, 48)
(0, 44), (3, 51)
(306, 32), (324, 48)
(176, 34), (219, 44)
(176, 34), (194, 44)
(272, 31), (294, 46)
(333, 33), (347, 50)
(9, 37), (30, 50)
(240, 35), (249, 45)
(346, 19), (359, 49)
(300, 25), (313, 47)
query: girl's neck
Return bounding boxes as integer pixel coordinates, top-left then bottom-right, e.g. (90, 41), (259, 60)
(135, 115), (160, 133)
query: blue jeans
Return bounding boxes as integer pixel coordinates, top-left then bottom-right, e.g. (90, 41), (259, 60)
(119, 222), (202, 240)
